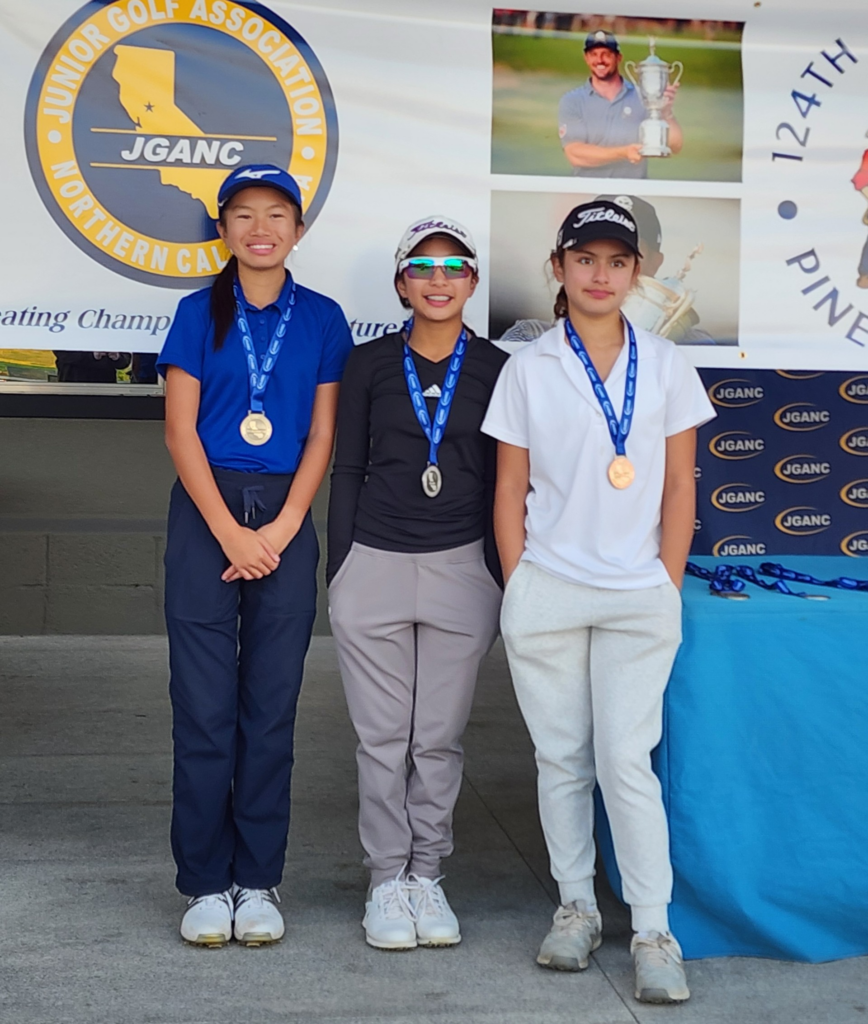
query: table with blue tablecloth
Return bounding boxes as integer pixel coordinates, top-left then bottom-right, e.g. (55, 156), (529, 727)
(598, 556), (868, 963)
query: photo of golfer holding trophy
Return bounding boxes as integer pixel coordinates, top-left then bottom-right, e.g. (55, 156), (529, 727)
(558, 29), (682, 178)
(491, 12), (744, 183)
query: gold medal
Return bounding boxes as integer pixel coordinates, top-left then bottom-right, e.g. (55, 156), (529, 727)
(608, 455), (635, 489)
(240, 412), (273, 446)
(421, 463), (442, 498)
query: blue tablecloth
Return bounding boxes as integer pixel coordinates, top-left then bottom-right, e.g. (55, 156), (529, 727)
(598, 556), (868, 962)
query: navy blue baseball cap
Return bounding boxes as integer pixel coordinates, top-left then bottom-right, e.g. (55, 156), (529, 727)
(584, 30), (620, 53)
(557, 199), (643, 258)
(217, 164), (302, 210)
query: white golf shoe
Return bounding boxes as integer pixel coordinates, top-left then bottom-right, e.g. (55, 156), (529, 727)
(363, 876), (417, 950)
(407, 875), (461, 947)
(631, 931), (690, 1003)
(180, 890), (234, 948)
(232, 886), (285, 946)
(536, 902), (603, 971)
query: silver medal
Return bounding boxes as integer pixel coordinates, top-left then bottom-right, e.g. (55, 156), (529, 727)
(421, 463), (442, 498)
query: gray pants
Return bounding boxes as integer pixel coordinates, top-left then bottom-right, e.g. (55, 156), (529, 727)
(501, 560), (682, 933)
(329, 540), (501, 886)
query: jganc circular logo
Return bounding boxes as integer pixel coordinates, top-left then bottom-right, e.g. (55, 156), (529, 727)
(25, 1), (337, 288)
(710, 483), (766, 513)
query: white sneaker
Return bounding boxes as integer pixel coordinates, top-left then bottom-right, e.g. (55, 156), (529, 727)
(363, 876), (417, 950)
(232, 886), (285, 947)
(180, 890), (234, 947)
(536, 902), (603, 971)
(632, 931), (690, 1003)
(407, 875), (461, 947)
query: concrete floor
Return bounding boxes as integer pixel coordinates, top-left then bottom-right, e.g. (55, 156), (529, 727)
(1, 636), (866, 1024)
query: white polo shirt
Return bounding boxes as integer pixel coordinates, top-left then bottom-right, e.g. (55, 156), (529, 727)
(482, 322), (716, 590)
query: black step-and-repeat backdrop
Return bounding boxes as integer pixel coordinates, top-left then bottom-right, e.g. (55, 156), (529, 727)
(694, 370), (868, 558)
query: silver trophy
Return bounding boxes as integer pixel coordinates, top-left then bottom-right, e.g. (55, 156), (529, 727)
(621, 245), (703, 341)
(624, 39), (683, 157)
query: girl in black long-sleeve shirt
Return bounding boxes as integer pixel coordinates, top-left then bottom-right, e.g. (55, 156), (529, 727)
(327, 216), (506, 952)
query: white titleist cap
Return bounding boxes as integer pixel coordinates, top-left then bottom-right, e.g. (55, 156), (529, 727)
(395, 215), (477, 267)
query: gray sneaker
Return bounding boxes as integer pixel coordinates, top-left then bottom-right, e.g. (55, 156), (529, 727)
(631, 931), (690, 1003)
(536, 902), (603, 971)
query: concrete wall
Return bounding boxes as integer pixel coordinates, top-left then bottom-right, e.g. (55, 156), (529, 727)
(0, 418), (331, 634)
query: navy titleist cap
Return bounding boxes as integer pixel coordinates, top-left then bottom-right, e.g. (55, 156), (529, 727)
(596, 194), (662, 252)
(557, 199), (643, 259)
(584, 29), (620, 53)
(218, 164), (302, 210)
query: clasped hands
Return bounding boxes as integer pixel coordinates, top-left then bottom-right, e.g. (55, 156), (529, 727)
(219, 512), (303, 582)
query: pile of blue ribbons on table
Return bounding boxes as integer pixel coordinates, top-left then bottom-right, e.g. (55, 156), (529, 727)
(685, 561), (868, 599)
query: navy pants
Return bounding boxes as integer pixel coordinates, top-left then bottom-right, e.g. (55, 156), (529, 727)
(164, 468), (318, 897)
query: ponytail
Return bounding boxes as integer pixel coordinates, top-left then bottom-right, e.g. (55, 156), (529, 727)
(550, 241), (568, 321)
(210, 255), (238, 351)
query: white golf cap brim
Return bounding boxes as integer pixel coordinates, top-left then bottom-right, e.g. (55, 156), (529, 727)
(395, 216), (477, 267)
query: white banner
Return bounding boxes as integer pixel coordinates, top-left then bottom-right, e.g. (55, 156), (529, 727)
(1, 0), (868, 371)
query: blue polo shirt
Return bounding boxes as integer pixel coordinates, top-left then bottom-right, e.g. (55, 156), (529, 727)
(558, 79), (647, 179)
(157, 273), (352, 474)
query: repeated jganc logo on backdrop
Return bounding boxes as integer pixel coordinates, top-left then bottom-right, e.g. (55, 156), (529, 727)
(839, 426), (868, 455)
(839, 375), (868, 404)
(773, 402), (831, 431)
(774, 506), (832, 536)
(708, 379), (764, 408)
(773, 454), (832, 484)
(708, 430), (765, 460)
(711, 535), (767, 557)
(710, 483), (766, 512)
(840, 531), (868, 556)
(25, 1), (337, 287)
(840, 479), (868, 508)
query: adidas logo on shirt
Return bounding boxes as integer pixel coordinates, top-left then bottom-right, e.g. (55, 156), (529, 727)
(422, 384), (442, 398)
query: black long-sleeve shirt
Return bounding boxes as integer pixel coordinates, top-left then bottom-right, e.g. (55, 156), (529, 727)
(327, 331), (508, 584)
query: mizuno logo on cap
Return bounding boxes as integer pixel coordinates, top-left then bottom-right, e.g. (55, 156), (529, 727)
(235, 169), (282, 180)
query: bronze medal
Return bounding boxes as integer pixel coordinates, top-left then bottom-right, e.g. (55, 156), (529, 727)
(607, 455), (635, 490)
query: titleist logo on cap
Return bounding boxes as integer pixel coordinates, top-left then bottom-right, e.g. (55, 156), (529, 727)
(573, 206), (636, 233)
(410, 219), (468, 238)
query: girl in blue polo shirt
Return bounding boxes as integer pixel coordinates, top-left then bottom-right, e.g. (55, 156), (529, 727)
(156, 164), (352, 947)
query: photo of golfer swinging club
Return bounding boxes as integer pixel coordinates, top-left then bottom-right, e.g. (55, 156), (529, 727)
(490, 191), (740, 346)
(491, 11), (744, 182)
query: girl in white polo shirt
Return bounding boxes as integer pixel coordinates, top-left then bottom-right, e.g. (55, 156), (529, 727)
(482, 199), (714, 1004)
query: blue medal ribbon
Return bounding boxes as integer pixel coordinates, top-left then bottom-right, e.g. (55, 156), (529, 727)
(684, 561), (864, 599)
(233, 277), (297, 415)
(401, 317), (468, 469)
(564, 317), (637, 459)
(758, 562), (868, 592)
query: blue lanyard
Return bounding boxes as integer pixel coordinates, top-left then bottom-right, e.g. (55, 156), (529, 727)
(564, 317), (637, 458)
(758, 562), (868, 592)
(684, 562), (864, 598)
(401, 317), (468, 467)
(233, 278), (297, 414)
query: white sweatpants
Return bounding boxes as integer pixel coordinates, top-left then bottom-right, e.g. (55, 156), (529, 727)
(500, 560), (682, 933)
